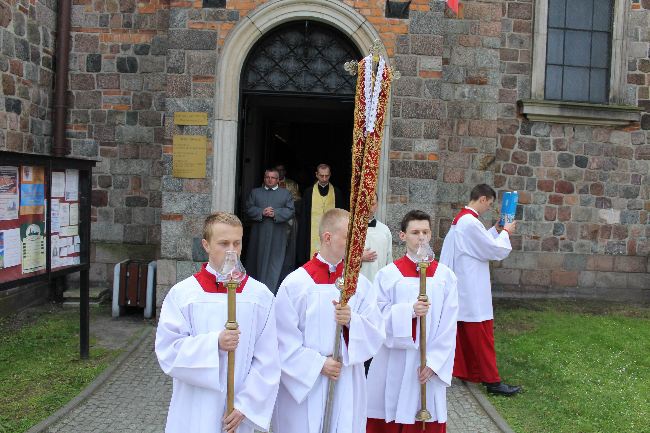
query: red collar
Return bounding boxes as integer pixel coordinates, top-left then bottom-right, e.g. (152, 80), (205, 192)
(393, 255), (438, 278)
(302, 254), (344, 284)
(452, 208), (479, 225)
(193, 263), (248, 294)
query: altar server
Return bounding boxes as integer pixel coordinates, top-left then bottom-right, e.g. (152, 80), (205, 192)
(439, 184), (520, 396)
(366, 210), (458, 433)
(273, 208), (385, 433)
(156, 212), (280, 433)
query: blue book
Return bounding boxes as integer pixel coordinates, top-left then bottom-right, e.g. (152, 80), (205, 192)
(499, 191), (518, 226)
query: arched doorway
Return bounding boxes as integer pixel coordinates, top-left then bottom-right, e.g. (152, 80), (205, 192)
(212, 0), (391, 221)
(236, 20), (362, 214)
(237, 20), (361, 268)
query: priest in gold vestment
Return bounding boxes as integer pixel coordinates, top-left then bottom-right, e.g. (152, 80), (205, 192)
(296, 163), (346, 265)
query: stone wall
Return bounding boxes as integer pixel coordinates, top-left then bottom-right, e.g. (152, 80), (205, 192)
(0, 0), (56, 154)
(487, 0), (650, 300)
(156, 0), (648, 302)
(69, 0), (168, 285)
(3, 0), (647, 300)
(383, 0), (649, 301)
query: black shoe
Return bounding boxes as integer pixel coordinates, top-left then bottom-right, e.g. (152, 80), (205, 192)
(485, 382), (521, 396)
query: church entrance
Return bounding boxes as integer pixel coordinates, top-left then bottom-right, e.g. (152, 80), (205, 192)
(236, 20), (362, 270)
(236, 20), (362, 216)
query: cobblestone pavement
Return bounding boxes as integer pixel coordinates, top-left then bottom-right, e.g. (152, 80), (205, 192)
(46, 330), (503, 433)
(447, 379), (502, 433)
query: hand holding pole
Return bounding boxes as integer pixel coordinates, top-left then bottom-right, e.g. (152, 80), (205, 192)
(322, 276), (345, 433)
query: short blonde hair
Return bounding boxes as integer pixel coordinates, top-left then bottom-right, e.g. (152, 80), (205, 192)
(319, 208), (349, 238)
(203, 212), (242, 241)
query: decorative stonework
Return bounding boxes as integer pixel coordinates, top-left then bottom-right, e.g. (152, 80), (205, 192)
(520, 99), (642, 126)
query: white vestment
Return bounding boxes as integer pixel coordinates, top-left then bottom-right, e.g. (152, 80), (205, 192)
(272, 255), (385, 433)
(155, 266), (280, 433)
(366, 256), (458, 424)
(360, 219), (393, 283)
(439, 209), (511, 322)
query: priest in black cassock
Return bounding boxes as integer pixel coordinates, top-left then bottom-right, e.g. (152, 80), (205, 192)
(245, 168), (295, 293)
(296, 163), (346, 265)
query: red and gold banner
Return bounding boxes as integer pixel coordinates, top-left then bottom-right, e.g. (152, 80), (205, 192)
(342, 56), (393, 303)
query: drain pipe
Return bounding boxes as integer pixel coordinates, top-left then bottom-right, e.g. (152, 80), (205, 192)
(52, 0), (72, 157)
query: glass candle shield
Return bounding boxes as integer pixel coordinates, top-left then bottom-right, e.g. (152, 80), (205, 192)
(216, 250), (246, 283)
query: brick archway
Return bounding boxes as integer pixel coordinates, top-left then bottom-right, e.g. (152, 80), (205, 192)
(212, 0), (392, 221)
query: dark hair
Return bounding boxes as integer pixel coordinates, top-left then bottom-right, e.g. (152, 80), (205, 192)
(400, 210), (431, 232)
(470, 184), (496, 201)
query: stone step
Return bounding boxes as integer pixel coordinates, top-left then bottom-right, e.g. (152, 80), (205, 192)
(62, 287), (111, 306)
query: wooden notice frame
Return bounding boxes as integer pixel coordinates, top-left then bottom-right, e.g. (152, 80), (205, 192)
(0, 151), (96, 359)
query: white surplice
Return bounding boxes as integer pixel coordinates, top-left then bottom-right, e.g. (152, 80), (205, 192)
(360, 219), (393, 283)
(366, 256), (458, 425)
(155, 264), (280, 433)
(439, 209), (511, 322)
(272, 254), (385, 433)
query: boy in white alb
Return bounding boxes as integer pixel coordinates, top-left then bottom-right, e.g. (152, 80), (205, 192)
(272, 208), (385, 433)
(367, 210), (458, 433)
(155, 212), (280, 433)
(439, 184), (520, 396)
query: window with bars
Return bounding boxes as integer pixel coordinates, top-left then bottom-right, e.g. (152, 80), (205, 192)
(545, 0), (614, 103)
(241, 21), (360, 95)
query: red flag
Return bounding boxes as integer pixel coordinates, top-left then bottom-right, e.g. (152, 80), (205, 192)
(447, 0), (459, 15)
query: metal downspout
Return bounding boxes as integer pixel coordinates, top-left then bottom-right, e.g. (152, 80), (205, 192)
(52, 0), (72, 157)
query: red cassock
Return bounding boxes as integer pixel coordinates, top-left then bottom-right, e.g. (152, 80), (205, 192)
(367, 418), (446, 433)
(453, 320), (500, 383)
(440, 207), (511, 384)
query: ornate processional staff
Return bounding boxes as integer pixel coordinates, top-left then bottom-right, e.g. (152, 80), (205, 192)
(415, 241), (435, 430)
(321, 40), (400, 433)
(217, 251), (246, 417)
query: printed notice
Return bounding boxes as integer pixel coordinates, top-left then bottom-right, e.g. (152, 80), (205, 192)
(174, 112), (208, 126)
(51, 172), (65, 197)
(51, 235), (63, 269)
(60, 225), (78, 237)
(0, 166), (19, 220)
(59, 203), (70, 227)
(69, 203), (79, 226)
(21, 222), (46, 273)
(65, 169), (79, 201)
(19, 166), (45, 215)
(1, 228), (20, 268)
(173, 135), (207, 178)
(51, 199), (61, 233)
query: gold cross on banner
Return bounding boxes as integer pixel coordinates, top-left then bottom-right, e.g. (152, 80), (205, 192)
(343, 39), (401, 80)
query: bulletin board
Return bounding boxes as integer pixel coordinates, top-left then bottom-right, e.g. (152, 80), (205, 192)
(0, 151), (95, 359)
(0, 152), (94, 290)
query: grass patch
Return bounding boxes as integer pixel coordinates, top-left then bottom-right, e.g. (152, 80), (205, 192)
(489, 299), (650, 433)
(0, 305), (120, 433)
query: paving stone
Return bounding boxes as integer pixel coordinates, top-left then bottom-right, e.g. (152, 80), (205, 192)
(44, 332), (504, 433)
